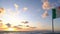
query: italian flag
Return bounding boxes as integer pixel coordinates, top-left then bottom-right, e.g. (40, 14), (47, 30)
(52, 7), (60, 19)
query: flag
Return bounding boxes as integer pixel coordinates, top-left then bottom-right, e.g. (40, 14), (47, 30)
(52, 7), (60, 19)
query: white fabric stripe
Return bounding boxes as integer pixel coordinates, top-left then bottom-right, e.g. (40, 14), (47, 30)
(56, 8), (60, 18)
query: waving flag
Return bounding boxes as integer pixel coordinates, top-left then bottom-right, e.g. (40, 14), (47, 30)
(52, 6), (60, 19)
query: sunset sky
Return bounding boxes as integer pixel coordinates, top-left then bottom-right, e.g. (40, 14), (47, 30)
(0, 0), (60, 31)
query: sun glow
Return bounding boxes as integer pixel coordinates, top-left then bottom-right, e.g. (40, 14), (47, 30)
(0, 7), (39, 31)
(1, 12), (21, 26)
(7, 28), (16, 31)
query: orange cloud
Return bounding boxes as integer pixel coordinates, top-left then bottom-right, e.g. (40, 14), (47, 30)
(0, 8), (5, 18)
(42, 0), (50, 10)
(41, 0), (50, 18)
(23, 7), (28, 11)
(0, 8), (5, 14)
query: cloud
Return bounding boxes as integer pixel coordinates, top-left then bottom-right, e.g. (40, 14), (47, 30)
(42, 11), (48, 18)
(23, 7), (28, 11)
(14, 4), (19, 10)
(7, 8), (11, 11)
(29, 27), (36, 29)
(6, 9), (15, 16)
(21, 21), (29, 24)
(42, 0), (50, 10)
(6, 8), (20, 16)
(26, 25), (30, 27)
(0, 8), (5, 14)
(14, 4), (20, 15)
(6, 23), (11, 27)
(41, 0), (48, 3)
(51, 2), (59, 9)
(41, 0), (50, 18)
(0, 8), (5, 17)
(41, 0), (51, 10)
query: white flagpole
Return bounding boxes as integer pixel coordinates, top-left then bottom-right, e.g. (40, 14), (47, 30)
(52, 8), (55, 33)
(52, 14), (54, 33)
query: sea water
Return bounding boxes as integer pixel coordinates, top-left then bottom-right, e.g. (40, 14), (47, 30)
(0, 31), (60, 34)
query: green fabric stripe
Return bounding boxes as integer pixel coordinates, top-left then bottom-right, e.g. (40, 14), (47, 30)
(52, 8), (56, 19)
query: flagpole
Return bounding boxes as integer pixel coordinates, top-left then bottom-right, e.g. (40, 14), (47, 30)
(52, 15), (54, 33)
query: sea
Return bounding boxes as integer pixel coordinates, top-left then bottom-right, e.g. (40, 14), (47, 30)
(0, 31), (60, 34)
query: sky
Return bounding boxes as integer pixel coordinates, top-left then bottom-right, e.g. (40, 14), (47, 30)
(0, 0), (60, 31)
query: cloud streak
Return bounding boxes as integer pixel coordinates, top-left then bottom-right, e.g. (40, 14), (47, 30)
(23, 7), (28, 11)
(14, 4), (19, 10)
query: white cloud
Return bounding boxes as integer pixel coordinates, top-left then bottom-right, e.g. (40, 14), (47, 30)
(51, 2), (59, 9)
(6, 8), (20, 18)
(7, 8), (12, 12)
(14, 4), (19, 10)
(42, 11), (48, 18)
(41, 0), (50, 18)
